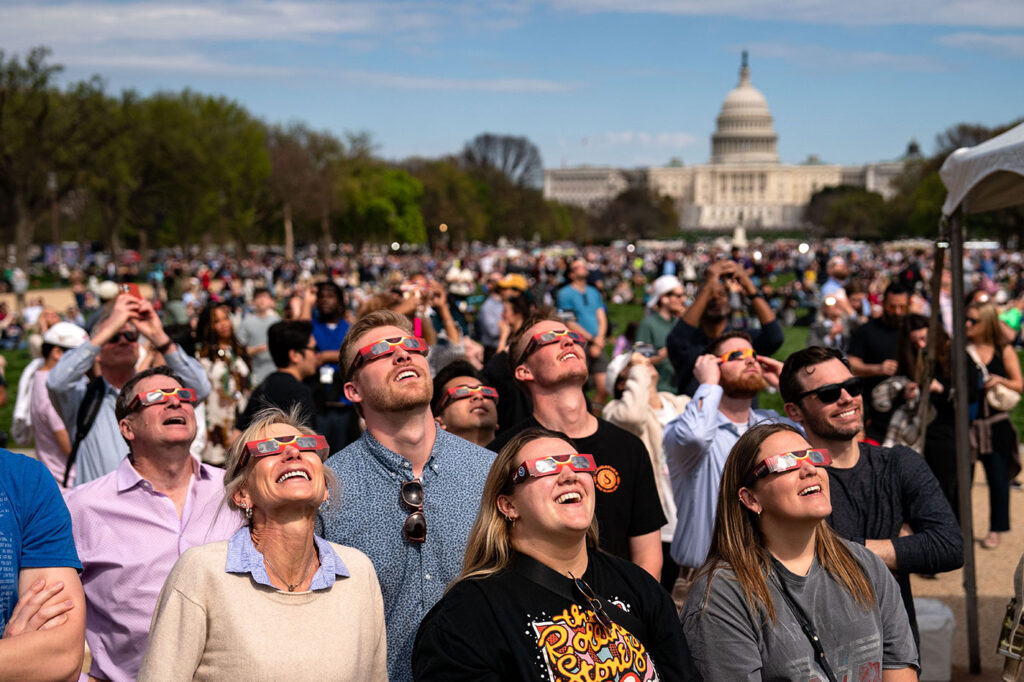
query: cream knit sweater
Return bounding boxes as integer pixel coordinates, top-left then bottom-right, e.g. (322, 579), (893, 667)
(138, 540), (388, 681)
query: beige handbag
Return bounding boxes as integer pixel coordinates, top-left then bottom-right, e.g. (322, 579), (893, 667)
(967, 344), (1022, 412)
(1000, 553), (1024, 681)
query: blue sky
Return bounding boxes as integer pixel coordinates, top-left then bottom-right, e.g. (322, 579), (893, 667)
(2, 1), (1022, 169)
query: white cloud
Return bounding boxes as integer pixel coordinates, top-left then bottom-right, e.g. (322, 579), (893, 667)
(938, 32), (1024, 56)
(737, 42), (945, 72)
(545, 0), (1024, 28)
(338, 70), (575, 92)
(69, 52), (298, 77)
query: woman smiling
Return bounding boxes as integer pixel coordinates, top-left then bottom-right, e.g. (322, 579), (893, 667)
(681, 422), (918, 681)
(413, 426), (690, 681)
(138, 408), (387, 681)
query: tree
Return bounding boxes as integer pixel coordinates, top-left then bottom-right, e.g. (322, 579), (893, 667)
(461, 133), (543, 188)
(821, 190), (886, 238)
(406, 157), (487, 247)
(336, 162), (425, 246)
(590, 188), (679, 241)
(0, 47), (122, 269)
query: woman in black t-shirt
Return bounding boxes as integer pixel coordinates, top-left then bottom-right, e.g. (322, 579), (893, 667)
(413, 426), (690, 681)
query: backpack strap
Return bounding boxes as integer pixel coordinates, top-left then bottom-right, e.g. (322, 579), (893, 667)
(64, 376), (107, 487)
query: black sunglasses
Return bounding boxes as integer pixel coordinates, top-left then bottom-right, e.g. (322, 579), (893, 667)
(108, 329), (140, 344)
(795, 377), (862, 405)
(400, 479), (426, 543)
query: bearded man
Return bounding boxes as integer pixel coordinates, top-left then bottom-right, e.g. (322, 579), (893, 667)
(317, 310), (494, 682)
(663, 331), (792, 585)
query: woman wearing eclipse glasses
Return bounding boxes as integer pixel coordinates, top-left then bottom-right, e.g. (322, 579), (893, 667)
(681, 422), (918, 681)
(413, 427), (692, 681)
(139, 407), (387, 680)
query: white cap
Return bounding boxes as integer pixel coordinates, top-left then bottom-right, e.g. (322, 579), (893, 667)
(43, 321), (89, 349)
(605, 352), (633, 398)
(97, 280), (120, 301)
(647, 275), (683, 309)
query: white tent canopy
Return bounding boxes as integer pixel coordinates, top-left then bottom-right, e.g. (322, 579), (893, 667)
(941, 121), (1024, 215)
(937, 120), (1024, 675)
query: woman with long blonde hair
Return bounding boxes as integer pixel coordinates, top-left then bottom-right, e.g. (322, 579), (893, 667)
(413, 426), (689, 681)
(966, 301), (1023, 549)
(681, 422), (918, 681)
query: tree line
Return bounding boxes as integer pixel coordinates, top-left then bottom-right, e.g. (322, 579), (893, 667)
(0, 47), (600, 269)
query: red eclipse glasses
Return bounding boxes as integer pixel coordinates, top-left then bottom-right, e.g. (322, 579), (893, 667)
(349, 336), (428, 375)
(437, 384), (499, 412)
(744, 448), (831, 487)
(517, 329), (587, 366)
(511, 453), (597, 485)
(129, 387), (197, 412)
(234, 434), (329, 477)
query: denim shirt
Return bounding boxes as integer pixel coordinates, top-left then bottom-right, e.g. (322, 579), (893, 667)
(317, 424), (495, 682)
(224, 527), (349, 590)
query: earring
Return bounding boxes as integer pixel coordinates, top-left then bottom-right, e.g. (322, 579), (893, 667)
(320, 497), (330, 512)
(756, 509), (762, 518)
(241, 504), (253, 520)
(504, 515), (517, 529)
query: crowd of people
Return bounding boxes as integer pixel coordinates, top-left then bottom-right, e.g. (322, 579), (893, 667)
(3, 235), (1022, 680)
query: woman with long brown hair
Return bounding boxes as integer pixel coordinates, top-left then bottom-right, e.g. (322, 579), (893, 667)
(413, 426), (689, 681)
(196, 302), (251, 465)
(681, 422), (918, 681)
(966, 301), (1023, 549)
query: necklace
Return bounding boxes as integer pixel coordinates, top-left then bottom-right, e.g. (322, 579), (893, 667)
(253, 538), (319, 592)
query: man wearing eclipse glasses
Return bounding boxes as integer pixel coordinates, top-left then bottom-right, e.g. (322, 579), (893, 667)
(47, 291), (211, 485)
(63, 366), (241, 681)
(318, 310), (494, 682)
(487, 309), (667, 582)
(430, 359), (499, 447)
(780, 345), (962, 646)
(663, 330), (791, 595)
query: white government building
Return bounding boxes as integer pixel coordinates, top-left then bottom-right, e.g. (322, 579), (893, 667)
(543, 52), (919, 230)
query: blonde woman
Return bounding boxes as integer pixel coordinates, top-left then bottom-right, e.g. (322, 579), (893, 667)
(966, 301), (1023, 549)
(413, 426), (690, 681)
(681, 422), (918, 681)
(139, 408), (387, 680)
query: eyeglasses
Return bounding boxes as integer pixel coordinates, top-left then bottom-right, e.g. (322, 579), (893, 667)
(350, 336), (428, 374)
(511, 453), (596, 485)
(568, 572), (613, 632)
(745, 448), (831, 486)
(517, 329), (587, 366)
(401, 479), (426, 543)
(795, 377), (862, 404)
(717, 348), (755, 364)
(108, 329), (140, 344)
(437, 384), (499, 412)
(965, 318), (979, 326)
(129, 387), (197, 412)
(234, 434), (329, 476)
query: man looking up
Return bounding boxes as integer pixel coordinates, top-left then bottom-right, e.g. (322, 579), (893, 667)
(780, 345), (963, 644)
(667, 258), (783, 396)
(636, 274), (686, 393)
(663, 331), (787, 584)
(487, 310), (666, 580)
(303, 281), (354, 452)
(47, 292), (211, 485)
(431, 359), (499, 447)
(319, 310), (494, 682)
(236, 320), (318, 431)
(847, 282), (910, 442)
(64, 366), (241, 681)
(557, 258), (610, 403)
(236, 287), (280, 388)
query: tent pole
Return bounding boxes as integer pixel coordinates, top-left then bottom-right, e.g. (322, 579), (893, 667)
(950, 207), (981, 674)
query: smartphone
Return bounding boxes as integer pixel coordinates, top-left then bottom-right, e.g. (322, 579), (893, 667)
(119, 283), (142, 299)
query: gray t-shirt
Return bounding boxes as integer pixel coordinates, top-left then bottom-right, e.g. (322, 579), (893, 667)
(237, 311), (280, 388)
(681, 540), (918, 681)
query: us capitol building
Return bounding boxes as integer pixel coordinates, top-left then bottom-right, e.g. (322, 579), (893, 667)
(543, 52), (919, 230)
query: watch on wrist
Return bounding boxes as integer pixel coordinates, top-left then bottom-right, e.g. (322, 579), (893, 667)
(155, 339), (174, 354)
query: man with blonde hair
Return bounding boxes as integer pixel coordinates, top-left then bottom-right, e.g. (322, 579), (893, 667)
(318, 310), (494, 682)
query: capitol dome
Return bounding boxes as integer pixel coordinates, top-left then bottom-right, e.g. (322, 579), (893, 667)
(711, 52), (779, 164)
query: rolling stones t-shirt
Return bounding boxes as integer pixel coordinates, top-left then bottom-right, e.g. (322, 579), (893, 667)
(413, 550), (693, 681)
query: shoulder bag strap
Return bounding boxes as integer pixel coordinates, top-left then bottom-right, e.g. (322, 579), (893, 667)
(512, 552), (651, 642)
(64, 376), (107, 487)
(774, 572), (840, 682)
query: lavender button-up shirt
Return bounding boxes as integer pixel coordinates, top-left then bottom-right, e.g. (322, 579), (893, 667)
(64, 456), (242, 682)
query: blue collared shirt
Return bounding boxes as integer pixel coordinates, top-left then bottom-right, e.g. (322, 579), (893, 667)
(664, 383), (796, 568)
(317, 424), (494, 682)
(225, 527), (349, 590)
